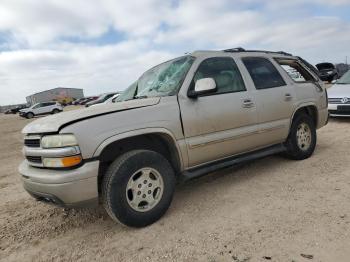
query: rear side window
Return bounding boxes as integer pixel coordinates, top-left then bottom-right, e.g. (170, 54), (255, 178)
(276, 59), (316, 83)
(242, 57), (286, 89)
(193, 57), (246, 95)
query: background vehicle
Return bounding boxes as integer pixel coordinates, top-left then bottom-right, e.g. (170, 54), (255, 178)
(85, 92), (118, 107)
(4, 105), (28, 114)
(90, 93), (121, 107)
(316, 62), (339, 82)
(72, 98), (85, 105)
(79, 96), (98, 105)
(19, 101), (63, 119)
(20, 49), (328, 227)
(328, 70), (350, 117)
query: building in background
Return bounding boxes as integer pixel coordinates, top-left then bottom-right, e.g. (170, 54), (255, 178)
(26, 87), (84, 105)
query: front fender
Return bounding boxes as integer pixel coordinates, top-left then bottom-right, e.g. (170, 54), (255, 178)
(93, 127), (187, 170)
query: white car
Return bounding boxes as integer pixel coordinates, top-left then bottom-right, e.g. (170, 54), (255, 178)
(19, 101), (63, 119)
(90, 93), (120, 107)
(328, 70), (350, 117)
(103, 93), (120, 104)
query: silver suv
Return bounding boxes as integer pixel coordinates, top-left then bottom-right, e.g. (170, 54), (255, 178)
(19, 48), (329, 227)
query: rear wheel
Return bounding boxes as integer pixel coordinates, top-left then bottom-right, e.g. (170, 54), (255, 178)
(284, 114), (316, 160)
(26, 112), (34, 119)
(102, 149), (176, 227)
(52, 109), (60, 114)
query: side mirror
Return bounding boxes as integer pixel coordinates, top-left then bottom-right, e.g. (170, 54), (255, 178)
(331, 79), (337, 84)
(188, 78), (217, 98)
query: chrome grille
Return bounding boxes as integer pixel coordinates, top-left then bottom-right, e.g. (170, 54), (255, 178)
(328, 98), (350, 104)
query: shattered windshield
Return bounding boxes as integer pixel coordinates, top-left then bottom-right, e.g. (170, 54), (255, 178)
(117, 56), (194, 102)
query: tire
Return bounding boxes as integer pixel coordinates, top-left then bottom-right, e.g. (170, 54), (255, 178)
(52, 109), (60, 114)
(26, 112), (34, 119)
(284, 114), (316, 160)
(102, 149), (176, 227)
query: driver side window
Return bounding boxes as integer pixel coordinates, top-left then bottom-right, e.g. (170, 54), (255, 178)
(192, 57), (246, 95)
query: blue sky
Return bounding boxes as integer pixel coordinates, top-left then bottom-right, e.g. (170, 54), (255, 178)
(0, 0), (350, 105)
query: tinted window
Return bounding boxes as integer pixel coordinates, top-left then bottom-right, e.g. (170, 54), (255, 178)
(193, 57), (246, 94)
(42, 102), (55, 107)
(242, 57), (286, 89)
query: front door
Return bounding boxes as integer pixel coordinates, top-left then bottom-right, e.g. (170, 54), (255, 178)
(178, 56), (260, 167)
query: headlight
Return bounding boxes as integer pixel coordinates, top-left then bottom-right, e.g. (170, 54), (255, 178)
(43, 155), (82, 168)
(41, 134), (78, 148)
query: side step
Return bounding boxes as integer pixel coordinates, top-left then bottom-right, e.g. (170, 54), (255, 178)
(180, 144), (286, 182)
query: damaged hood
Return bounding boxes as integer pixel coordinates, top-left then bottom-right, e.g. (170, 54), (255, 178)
(22, 97), (160, 134)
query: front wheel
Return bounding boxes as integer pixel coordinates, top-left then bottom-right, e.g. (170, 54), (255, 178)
(284, 114), (316, 160)
(26, 112), (34, 119)
(102, 150), (176, 227)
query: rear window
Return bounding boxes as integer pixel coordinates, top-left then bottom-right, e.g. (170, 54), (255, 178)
(276, 59), (316, 83)
(242, 57), (286, 89)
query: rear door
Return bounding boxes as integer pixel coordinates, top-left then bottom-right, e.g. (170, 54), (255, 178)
(178, 56), (260, 167)
(241, 57), (296, 145)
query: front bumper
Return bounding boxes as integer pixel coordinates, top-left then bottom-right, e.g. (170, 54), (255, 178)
(19, 160), (99, 207)
(328, 103), (350, 117)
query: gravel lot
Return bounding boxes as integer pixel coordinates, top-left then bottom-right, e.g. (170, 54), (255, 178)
(1, 110), (350, 262)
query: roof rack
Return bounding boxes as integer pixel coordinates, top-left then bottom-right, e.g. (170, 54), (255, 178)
(223, 47), (292, 56)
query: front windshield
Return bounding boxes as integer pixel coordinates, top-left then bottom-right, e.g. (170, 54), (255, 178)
(337, 70), (350, 84)
(117, 55), (194, 102)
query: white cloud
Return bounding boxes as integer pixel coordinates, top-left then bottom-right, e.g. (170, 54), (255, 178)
(0, 0), (350, 105)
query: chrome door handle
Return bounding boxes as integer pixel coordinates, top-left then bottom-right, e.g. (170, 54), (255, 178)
(284, 93), (292, 101)
(242, 99), (254, 108)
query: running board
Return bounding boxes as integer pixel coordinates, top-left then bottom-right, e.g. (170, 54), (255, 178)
(180, 144), (286, 182)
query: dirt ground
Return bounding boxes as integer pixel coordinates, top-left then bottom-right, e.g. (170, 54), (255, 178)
(1, 110), (350, 262)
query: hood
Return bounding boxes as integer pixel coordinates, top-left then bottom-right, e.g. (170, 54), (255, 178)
(22, 97), (160, 134)
(327, 84), (350, 98)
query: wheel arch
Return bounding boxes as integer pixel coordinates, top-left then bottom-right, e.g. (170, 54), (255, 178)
(290, 103), (318, 128)
(95, 129), (184, 191)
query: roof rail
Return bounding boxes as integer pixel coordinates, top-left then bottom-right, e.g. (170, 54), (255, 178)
(223, 47), (292, 56)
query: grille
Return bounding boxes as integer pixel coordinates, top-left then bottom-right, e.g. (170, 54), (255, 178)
(24, 138), (41, 148)
(328, 98), (350, 104)
(26, 156), (42, 164)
